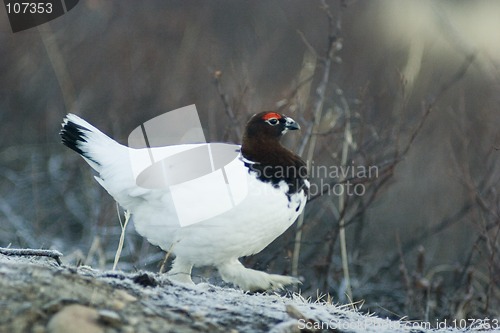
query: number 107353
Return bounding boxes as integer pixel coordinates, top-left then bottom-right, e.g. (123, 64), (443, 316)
(5, 2), (53, 14)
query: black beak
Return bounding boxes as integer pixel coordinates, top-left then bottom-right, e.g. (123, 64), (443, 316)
(284, 116), (300, 130)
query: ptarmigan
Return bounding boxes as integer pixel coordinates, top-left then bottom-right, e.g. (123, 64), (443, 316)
(60, 111), (309, 291)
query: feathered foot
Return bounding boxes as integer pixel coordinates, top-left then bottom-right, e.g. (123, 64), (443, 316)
(218, 259), (300, 291)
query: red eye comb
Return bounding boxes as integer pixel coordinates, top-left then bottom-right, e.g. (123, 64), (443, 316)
(262, 112), (282, 121)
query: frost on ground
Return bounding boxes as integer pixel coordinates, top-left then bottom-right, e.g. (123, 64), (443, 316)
(0, 251), (498, 333)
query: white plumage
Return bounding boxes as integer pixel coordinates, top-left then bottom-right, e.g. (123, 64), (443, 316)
(61, 112), (307, 291)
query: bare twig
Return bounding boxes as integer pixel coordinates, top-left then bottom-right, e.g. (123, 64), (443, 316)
(85, 236), (105, 269)
(296, 30), (318, 60)
(296, 11), (340, 157)
(484, 223), (500, 313)
(38, 24), (76, 112)
(396, 233), (411, 297)
(213, 70), (242, 139)
(400, 52), (476, 158)
(370, 202), (473, 280)
(113, 205), (131, 271)
(0, 247), (63, 265)
(338, 94), (353, 300)
(292, 0), (342, 282)
(275, 73), (315, 114)
(0, 199), (38, 248)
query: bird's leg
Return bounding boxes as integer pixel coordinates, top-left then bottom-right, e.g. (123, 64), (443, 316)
(218, 258), (300, 291)
(166, 257), (194, 284)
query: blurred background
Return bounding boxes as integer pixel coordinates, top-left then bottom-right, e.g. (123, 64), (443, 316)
(1, 0), (499, 324)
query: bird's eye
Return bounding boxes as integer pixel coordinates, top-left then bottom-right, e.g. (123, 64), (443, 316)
(266, 118), (279, 126)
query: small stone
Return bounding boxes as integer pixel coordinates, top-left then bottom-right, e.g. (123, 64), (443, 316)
(132, 273), (158, 287)
(98, 309), (122, 328)
(110, 300), (126, 310)
(43, 298), (79, 313)
(122, 327), (136, 333)
(285, 304), (306, 320)
(110, 290), (137, 310)
(47, 304), (103, 333)
(114, 289), (138, 303)
(31, 324), (46, 333)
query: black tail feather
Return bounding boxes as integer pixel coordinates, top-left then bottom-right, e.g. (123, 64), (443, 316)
(60, 120), (91, 159)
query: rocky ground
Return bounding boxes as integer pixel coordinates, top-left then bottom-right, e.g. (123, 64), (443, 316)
(0, 250), (498, 333)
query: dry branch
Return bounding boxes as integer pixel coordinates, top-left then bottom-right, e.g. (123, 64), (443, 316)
(213, 71), (242, 140)
(0, 247), (62, 265)
(292, 0), (343, 283)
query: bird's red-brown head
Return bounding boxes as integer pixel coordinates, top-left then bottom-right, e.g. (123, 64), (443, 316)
(241, 111), (307, 197)
(242, 111), (300, 143)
